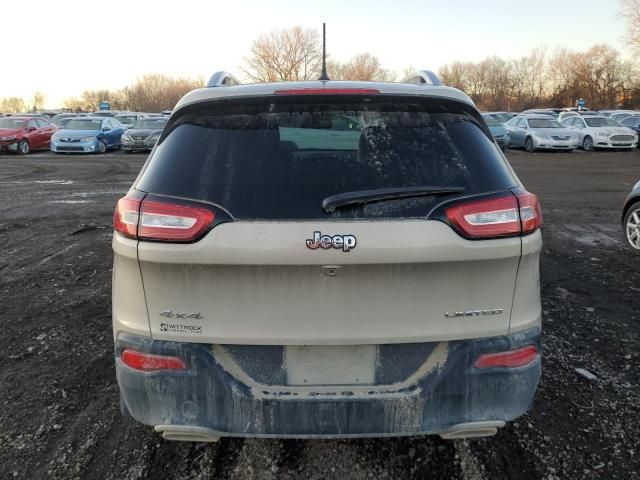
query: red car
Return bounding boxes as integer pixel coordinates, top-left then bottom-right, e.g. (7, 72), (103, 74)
(0, 116), (58, 154)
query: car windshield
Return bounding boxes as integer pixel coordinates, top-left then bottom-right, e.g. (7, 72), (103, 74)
(585, 118), (611, 127)
(64, 119), (103, 130)
(529, 119), (562, 128)
(0, 118), (26, 129)
(482, 116), (500, 127)
(137, 96), (516, 220)
(115, 115), (137, 125)
(134, 119), (167, 129)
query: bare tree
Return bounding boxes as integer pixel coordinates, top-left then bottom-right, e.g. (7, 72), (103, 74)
(31, 91), (46, 112)
(621, 0), (640, 53)
(0, 97), (27, 113)
(242, 27), (323, 82)
(330, 53), (396, 81)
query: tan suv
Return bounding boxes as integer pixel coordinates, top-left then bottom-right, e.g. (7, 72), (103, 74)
(112, 71), (543, 441)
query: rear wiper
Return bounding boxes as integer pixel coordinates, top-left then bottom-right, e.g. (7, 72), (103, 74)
(322, 186), (466, 213)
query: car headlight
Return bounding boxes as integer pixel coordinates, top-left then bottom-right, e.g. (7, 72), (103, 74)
(534, 133), (549, 140)
(597, 131), (611, 137)
(81, 136), (95, 142)
(121, 134), (132, 141)
(147, 134), (160, 143)
(0, 135), (17, 141)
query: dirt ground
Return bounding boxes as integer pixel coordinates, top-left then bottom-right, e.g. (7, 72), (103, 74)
(0, 148), (639, 480)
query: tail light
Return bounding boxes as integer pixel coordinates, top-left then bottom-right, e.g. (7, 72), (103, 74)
(113, 193), (215, 243)
(473, 345), (538, 369)
(445, 191), (542, 239)
(121, 349), (188, 372)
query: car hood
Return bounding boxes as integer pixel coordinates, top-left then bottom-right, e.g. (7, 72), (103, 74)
(531, 128), (575, 136)
(125, 128), (162, 137)
(55, 129), (100, 137)
(0, 128), (22, 137)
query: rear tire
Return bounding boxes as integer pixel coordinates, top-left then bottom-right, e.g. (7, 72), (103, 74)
(624, 201), (640, 251)
(582, 136), (594, 151)
(525, 137), (535, 152)
(17, 139), (30, 155)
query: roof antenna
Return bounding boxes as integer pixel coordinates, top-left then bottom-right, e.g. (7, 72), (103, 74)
(319, 22), (330, 81)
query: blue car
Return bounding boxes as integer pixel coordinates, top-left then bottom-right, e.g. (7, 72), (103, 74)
(482, 114), (509, 150)
(50, 117), (125, 154)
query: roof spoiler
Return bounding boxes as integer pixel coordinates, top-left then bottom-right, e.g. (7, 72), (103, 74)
(401, 70), (443, 86)
(206, 71), (241, 88)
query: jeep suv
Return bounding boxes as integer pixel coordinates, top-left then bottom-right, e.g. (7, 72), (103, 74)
(112, 72), (542, 441)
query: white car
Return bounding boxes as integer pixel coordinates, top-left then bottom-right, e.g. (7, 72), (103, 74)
(561, 115), (638, 151)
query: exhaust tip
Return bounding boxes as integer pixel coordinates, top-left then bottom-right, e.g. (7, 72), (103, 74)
(154, 425), (221, 442)
(439, 420), (505, 439)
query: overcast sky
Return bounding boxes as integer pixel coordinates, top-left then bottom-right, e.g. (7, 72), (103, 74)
(1, 0), (629, 108)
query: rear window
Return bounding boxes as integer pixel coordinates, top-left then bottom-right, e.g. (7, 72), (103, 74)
(136, 96), (516, 219)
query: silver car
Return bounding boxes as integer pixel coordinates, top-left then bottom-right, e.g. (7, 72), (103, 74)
(505, 115), (579, 152)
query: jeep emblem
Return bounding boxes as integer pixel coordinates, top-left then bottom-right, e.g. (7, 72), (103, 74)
(306, 231), (357, 252)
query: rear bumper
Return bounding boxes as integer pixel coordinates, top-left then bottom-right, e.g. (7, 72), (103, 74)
(115, 328), (540, 438)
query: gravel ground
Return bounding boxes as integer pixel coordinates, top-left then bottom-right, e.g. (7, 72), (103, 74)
(0, 148), (639, 479)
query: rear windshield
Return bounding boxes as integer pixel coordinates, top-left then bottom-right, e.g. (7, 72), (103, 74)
(136, 96), (516, 219)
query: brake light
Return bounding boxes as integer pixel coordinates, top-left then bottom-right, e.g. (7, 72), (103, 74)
(515, 191), (543, 233)
(121, 349), (188, 372)
(113, 194), (215, 242)
(445, 192), (542, 239)
(274, 88), (380, 95)
(113, 196), (140, 239)
(473, 345), (538, 369)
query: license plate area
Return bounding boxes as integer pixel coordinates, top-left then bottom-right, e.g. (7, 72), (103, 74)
(285, 345), (376, 386)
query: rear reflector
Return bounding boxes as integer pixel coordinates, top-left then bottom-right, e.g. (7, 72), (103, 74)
(121, 349), (188, 372)
(473, 345), (538, 369)
(113, 194), (215, 242)
(445, 191), (542, 239)
(274, 88), (380, 95)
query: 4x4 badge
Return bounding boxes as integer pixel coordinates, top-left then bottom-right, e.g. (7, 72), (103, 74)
(306, 231), (357, 252)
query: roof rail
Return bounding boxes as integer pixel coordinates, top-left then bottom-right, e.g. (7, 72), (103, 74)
(206, 71), (241, 88)
(402, 70), (443, 86)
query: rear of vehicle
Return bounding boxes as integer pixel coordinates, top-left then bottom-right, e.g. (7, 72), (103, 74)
(112, 82), (543, 440)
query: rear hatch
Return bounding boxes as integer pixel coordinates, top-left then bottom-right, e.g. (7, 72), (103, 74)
(131, 93), (521, 345)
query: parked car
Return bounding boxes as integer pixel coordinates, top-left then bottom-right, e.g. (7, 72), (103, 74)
(51, 113), (87, 126)
(112, 72), (543, 442)
(561, 115), (638, 151)
(0, 116), (58, 154)
(114, 113), (147, 130)
(610, 112), (637, 124)
(50, 117), (125, 153)
(482, 114), (509, 150)
(505, 114), (578, 152)
(484, 111), (517, 124)
(520, 109), (557, 118)
(90, 111), (120, 118)
(121, 116), (168, 152)
(623, 180), (640, 251)
(621, 116), (640, 141)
